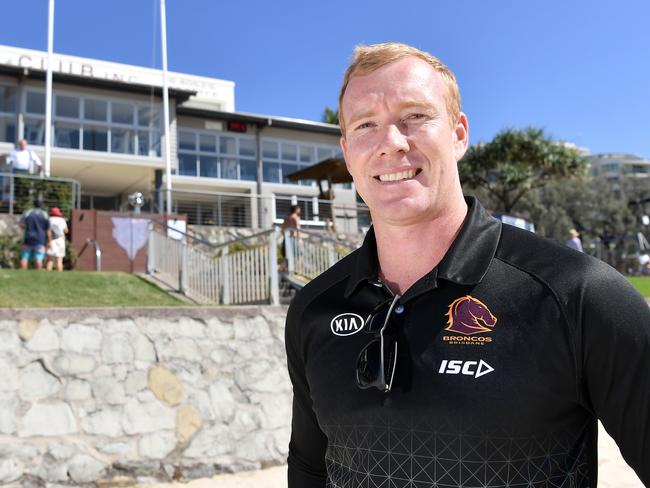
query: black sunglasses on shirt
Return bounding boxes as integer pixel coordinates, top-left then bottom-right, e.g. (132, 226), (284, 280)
(356, 294), (402, 393)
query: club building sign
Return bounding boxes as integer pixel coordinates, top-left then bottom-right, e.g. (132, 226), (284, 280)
(0, 44), (235, 110)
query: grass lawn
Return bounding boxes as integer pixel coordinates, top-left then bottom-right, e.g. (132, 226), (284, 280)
(627, 276), (650, 297)
(0, 270), (183, 307)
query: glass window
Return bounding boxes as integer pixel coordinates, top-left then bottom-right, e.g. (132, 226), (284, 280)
(262, 141), (278, 159)
(0, 85), (16, 113)
(221, 158), (239, 180)
(178, 154), (197, 176)
(281, 163), (299, 184)
(84, 99), (107, 121)
(317, 147), (333, 162)
(199, 133), (217, 153)
(0, 116), (15, 143)
(24, 118), (44, 145)
(26, 92), (45, 114)
(54, 123), (80, 149)
(137, 130), (161, 157)
(112, 102), (134, 124)
(239, 159), (257, 181)
(299, 146), (314, 163)
(220, 136), (236, 154)
(199, 156), (219, 178)
(111, 128), (134, 154)
(83, 127), (108, 152)
(239, 138), (256, 157)
(137, 106), (160, 128)
(263, 162), (281, 183)
(55, 95), (79, 119)
(281, 143), (297, 161)
(178, 131), (195, 151)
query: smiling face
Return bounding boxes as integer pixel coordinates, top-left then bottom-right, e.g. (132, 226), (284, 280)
(340, 56), (469, 227)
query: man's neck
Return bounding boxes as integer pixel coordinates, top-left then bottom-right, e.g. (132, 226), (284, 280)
(373, 198), (468, 295)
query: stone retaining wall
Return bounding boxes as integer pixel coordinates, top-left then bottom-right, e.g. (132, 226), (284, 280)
(0, 306), (291, 486)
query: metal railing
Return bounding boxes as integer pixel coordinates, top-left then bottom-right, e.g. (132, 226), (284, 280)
(284, 228), (353, 279)
(147, 220), (280, 305)
(150, 188), (371, 234)
(0, 171), (81, 215)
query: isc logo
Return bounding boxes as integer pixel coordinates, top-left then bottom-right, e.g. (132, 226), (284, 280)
(330, 313), (365, 336)
(438, 359), (494, 378)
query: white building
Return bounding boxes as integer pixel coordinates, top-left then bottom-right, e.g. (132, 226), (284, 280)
(0, 44), (361, 230)
(589, 153), (650, 180)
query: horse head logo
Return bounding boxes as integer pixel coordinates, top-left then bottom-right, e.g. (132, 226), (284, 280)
(445, 295), (497, 336)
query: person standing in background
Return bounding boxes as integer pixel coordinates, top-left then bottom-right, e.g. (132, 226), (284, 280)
(566, 228), (583, 252)
(6, 139), (42, 175)
(46, 207), (68, 272)
(19, 200), (50, 270)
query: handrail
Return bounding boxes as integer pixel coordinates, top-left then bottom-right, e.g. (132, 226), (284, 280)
(77, 238), (102, 271)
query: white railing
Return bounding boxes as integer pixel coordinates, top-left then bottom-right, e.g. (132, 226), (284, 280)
(147, 223), (280, 305)
(284, 229), (352, 279)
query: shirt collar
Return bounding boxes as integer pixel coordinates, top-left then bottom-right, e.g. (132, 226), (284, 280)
(344, 196), (502, 298)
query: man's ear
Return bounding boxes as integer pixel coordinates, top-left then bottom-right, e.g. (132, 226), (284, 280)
(340, 136), (349, 170)
(454, 112), (469, 161)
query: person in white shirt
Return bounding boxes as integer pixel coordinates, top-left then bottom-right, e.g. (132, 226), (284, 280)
(6, 139), (42, 174)
(46, 207), (68, 272)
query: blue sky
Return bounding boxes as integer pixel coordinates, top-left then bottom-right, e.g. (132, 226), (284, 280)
(2, 0), (649, 157)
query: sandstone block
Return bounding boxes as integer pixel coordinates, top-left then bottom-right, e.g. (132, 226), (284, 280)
(148, 366), (183, 406)
(158, 338), (199, 362)
(47, 442), (80, 461)
(0, 330), (20, 355)
(233, 315), (269, 341)
(183, 424), (231, 459)
(96, 442), (136, 458)
(125, 370), (148, 395)
(205, 318), (234, 341)
(176, 404), (203, 444)
(174, 318), (206, 338)
(132, 334), (156, 363)
(18, 319), (40, 342)
(61, 324), (102, 353)
(19, 403), (77, 437)
(209, 383), (235, 423)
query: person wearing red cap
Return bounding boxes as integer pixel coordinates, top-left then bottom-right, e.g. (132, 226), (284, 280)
(46, 207), (68, 272)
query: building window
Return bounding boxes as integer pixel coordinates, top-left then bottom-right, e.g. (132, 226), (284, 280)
(23, 90), (162, 157)
(0, 84), (17, 143)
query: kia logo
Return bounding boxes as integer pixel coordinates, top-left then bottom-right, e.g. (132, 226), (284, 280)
(330, 313), (365, 336)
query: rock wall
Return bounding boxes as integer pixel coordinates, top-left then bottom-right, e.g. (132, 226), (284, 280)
(0, 306), (291, 486)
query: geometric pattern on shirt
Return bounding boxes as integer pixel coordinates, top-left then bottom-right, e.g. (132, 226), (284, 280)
(323, 414), (590, 488)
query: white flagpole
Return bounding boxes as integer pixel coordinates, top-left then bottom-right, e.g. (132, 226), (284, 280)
(160, 0), (172, 215)
(44, 0), (54, 177)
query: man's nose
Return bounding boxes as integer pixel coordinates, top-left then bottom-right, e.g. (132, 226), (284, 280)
(377, 124), (409, 157)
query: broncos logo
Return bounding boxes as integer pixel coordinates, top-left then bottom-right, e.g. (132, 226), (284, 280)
(445, 295), (497, 336)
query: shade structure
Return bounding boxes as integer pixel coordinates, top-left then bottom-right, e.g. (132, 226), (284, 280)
(285, 158), (352, 184)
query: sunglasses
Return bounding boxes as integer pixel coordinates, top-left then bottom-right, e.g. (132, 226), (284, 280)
(356, 294), (401, 393)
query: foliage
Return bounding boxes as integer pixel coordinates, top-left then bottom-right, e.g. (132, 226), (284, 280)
(13, 177), (73, 216)
(460, 127), (587, 213)
(0, 270), (183, 307)
(322, 107), (340, 125)
(0, 234), (21, 269)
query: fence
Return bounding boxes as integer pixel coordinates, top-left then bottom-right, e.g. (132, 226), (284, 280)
(147, 221), (280, 305)
(284, 228), (352, 279)
(0, 171), (81, 215)
(149, 188), (371, 234)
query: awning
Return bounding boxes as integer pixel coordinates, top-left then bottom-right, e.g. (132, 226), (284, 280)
(285, 158), (352, 184)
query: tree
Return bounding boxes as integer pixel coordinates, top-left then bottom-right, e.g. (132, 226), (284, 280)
(322, 106), (339, 125)
(460, 127), (587, 214)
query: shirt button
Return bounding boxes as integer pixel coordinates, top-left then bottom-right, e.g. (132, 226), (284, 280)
(394, 305), (404, 314)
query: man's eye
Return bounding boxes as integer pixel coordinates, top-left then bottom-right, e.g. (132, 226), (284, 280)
(354, 122), (375, 131)
(405, 113), (427, 121)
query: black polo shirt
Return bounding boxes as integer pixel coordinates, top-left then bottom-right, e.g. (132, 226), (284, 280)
(285, 197), (650, 488)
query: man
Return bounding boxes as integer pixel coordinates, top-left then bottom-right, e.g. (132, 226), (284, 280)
(19, 200), (51, 270)
(281, 205), (301, 268)
(6, 139), (42, 174)
(566, 228), (584, 252)
(285, 43), (650, 487)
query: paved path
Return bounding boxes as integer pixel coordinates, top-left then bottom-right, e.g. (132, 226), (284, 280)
(143, 423), (643, 487)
